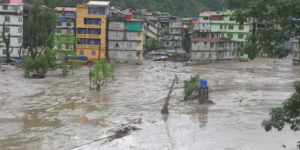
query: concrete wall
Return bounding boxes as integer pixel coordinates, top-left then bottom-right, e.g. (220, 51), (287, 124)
(108, 41), (138, 50)
(108, 50), (136, 61)
(0, 4), (23, 13)
(57, 21), (75, 28)
(108, 21), (125, 30)
(191, 41), (238, 61)
(164, 41), (181, 47)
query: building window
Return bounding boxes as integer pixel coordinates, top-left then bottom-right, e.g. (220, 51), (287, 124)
(209, 53), (211, 57)
(211, 34), (214, 39)
(166, 42), (169, 46)
(210, 43), (214, 48)
(3, 5), (8, 10)
(126, 32), (132, 38)
(67, 23), (71, 26)
(233, 43), (236, 47)
(67, 29), (72, 33)
(225, 25), (227, 29)
(238, 34), (244, 39)
(5, 16), (10, 22)
(229, 25), (234, 29)
(114, 22), (121, 27)
(18, 27), (22, 33)
(202, 53), (204, 57)
(239, 25), (244, 30)
(220, 25), (223, 29)
(202, 23), (205, 27)
(127, 42), (132, 47)
(229, 17), (235, 21)
(57, 29), (62, 33)
(114, 32), (120, 38)
(176, 29), (180, 32)
(221, 34), (224, 38)
(113, 51), (118, 56)
(227, 34), (233, 39)
(91, 50), (96, 56)
(127, 53), (132, 58)
(225, 43), (227, 47)
(90, 40), (95, 45)
(4, 27), (9, 33)
(79, 50), (84, 55)
(18, 17), (22, 22)
(2, 49), (6, 54)
(18, 37), (22, 43)
(114, 42), (119, 47)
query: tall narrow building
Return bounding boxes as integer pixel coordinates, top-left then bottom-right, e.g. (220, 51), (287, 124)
(76, 1), (109, 61)
(0, 0), (23, 58)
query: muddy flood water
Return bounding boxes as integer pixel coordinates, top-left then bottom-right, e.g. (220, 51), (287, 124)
(1, 58), (300, 150)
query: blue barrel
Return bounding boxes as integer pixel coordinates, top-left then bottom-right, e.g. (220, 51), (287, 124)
(200, 79), (208, 88)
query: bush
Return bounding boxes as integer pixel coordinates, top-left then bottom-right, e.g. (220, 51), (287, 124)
(183, 75), (200, 100)
(23, 54), (49, 77)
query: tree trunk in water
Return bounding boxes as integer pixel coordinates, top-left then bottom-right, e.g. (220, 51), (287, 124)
(96, 84), (100, 90)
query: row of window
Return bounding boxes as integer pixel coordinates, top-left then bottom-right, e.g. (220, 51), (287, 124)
(199, 52), (232, 57)
(193, 42), (243, 48)
(113, 52), (135, 58)
(210, 33), (244, 39)
(2, 5), (20, 11)
(4, 16), (23, 23)
(114, 32), (133, 38)
(113, 42), (133, 48)
(79, 50), (96, 56)
(57, 22), (72, 26)
(220, 25), (244, 30)
(2, 27), (22, 33)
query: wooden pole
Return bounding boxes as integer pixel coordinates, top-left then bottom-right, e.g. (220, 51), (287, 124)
(161, 75), (179, 114)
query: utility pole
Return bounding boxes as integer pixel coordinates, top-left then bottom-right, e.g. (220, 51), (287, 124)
(161, 75), (179, 114)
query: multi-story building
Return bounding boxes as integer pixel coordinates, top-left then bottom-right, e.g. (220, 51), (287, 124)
(159, 16), (182, 48)
(199, 12), (218, 33)
(190, 32), (239, 62)
(210, 11), (250, 44)
(0, 0), (23, 58)
(76, 1), (109, 61)
(55, 7), (76, 35)
(108, 13), (144, 64)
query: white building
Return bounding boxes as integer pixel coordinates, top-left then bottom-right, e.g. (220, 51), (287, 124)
(55, 7), (76, 35)
(199, 12), (212, 33)
(0, 0), (23, 58)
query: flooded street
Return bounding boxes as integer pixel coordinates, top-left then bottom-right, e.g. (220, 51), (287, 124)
(1, 57), (300, 150)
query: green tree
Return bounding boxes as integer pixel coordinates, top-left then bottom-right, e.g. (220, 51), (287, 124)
(143, 38), (163, 55)
(23, 0), (57, 77)
(183, 75), (200, 100)
(227, 0), (300, 60)
(90, 58), (116, 90)
(226, 0), (300, 135)
(182, 29), (191, 53)
(54, 32), (81, 76)
(1, 23), (11, 63)
(262, 81), (300, 132)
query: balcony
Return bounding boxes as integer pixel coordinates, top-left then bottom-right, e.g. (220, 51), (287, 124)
(77, 34), (101, 38)
(87, 14), (106, 18)
(76, 44), (103, 49)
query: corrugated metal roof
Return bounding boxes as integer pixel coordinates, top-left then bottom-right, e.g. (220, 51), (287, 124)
(192, 17), (199, 20)
(125, 12), (132, 15)
(55, 7), (76, 12)
(87, 1), (110, 6)
(10, 0), (22, 3)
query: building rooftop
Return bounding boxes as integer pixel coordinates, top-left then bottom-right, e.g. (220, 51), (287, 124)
(55, 7), (76, 12)
(10, 0), (22, 4)
(87, 1), (110, 6)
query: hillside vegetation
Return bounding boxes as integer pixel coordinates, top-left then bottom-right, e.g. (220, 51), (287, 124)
(27, 0), (225, 17)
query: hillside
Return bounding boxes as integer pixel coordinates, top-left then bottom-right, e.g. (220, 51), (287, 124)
(28, 0), (224, 17)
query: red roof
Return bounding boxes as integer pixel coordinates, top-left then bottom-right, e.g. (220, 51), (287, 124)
(10, 0), (22, 3)
(125, 12), (132, 15)
(55, 7), (76, 12)
(192, 20), (199, 24)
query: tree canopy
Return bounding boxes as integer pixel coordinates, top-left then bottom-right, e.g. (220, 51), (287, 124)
(31, 0), (225, 17)
(227, 0), (300, 60)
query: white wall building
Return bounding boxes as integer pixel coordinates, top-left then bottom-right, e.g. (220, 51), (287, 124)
(199, 13), (211, 33)
(293, 37), (300, 65)
(0, 0), (24, 58)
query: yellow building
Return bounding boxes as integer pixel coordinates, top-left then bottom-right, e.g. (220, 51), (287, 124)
(76, 1), (110, 61)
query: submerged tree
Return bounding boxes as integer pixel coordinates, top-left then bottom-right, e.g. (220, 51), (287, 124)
(54, 32), (81, 76)
(22, 0), (57, 77)
(1, 23), (11, 63)
(90, 58), (116, 90)
(143, 38), (163, 55)
(183, 75), (200, 100)
(182, 28), (191, 54)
